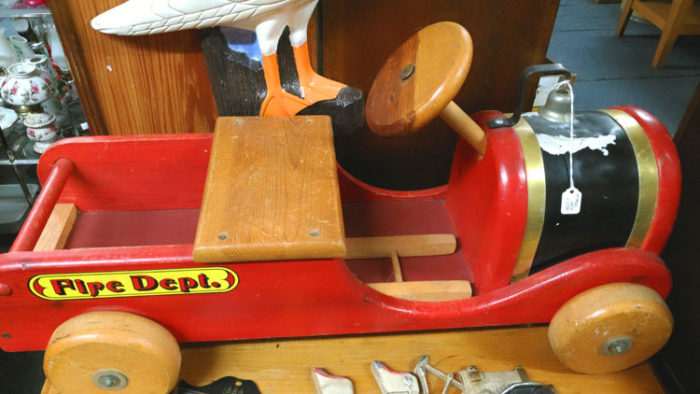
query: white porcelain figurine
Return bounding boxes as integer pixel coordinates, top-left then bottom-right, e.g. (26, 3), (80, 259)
(91, 0), (344, 116)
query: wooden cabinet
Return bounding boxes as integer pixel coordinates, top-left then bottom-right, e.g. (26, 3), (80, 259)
(46, 0), (218, 136)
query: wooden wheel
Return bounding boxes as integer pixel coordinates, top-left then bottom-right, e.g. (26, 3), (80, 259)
(44, 311), (181, 394)
(548, 283), (673, 374)
(365, 22), (486, 154)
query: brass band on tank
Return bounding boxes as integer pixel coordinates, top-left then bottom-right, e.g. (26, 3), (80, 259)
(600, 109), (659, 248)
(512, 118), (546, 282)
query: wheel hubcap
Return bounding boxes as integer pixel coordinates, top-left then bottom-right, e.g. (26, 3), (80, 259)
(93, 369), (128, 390)
(602, 336), (634, 356)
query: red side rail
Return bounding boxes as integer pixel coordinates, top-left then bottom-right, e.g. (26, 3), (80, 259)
(10, 158), (74, 252)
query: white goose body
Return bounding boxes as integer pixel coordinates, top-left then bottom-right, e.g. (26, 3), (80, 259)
(91, 0), (318, 55)
(92, 0), (344, 116)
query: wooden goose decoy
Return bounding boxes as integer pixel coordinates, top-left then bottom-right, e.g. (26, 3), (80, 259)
(91, 0), (345, 116)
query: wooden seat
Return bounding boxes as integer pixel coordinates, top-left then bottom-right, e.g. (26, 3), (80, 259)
(193, 116), (346, 263)
(617, 0), (700, 67)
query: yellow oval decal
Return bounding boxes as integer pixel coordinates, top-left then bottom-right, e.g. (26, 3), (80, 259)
(29, 267), (238, 300)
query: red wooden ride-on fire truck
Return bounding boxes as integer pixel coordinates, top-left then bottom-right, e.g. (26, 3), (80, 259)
(0, 22), (680, 394)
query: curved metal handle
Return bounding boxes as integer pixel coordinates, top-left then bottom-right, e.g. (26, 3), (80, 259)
(487, 63), (573, 129)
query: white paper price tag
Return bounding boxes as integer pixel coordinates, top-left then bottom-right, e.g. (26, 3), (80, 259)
(561, 186), (582, 215)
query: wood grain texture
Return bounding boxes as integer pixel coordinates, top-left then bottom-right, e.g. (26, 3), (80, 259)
(345, 234), (456, 259)
(366, 22), (472, 135)
(363, 21), (488, 153)
(46, 0), (217, 135)
(176, 326), (664, 393)
(548, 283), (673, 374)
(322, 0), (558, 110)
(323, 0), (559, 189)
(33, 203), (77, 252)
(194, 116), (345, 263)
(367, 280), (472, 302)
(44, 311), (181, 394)
(439, 100), (487, 154)
(390, 250), (403, 282)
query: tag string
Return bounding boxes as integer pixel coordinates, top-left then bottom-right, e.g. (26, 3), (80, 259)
(552, 80), (575, 190)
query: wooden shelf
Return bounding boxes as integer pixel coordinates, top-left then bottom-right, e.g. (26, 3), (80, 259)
(174, 327), (662, 393)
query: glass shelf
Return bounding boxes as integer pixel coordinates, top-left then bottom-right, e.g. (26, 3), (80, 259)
(0, 158), (38, 166)
(0, 2), (89, 235)
(0, 8), (51, 18)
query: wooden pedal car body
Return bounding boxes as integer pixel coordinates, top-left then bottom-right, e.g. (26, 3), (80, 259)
(0, 105), (680, 362)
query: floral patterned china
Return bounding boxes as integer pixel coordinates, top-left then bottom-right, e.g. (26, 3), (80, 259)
(1, 62), (54, 107)
(23, 111), (57, 153)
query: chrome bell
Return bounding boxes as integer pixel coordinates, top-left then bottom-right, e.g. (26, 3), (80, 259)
(538, 86), (573, 123)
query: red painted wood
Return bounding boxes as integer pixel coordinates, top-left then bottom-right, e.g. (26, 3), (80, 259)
(66, 209), (200, 249)
(37, 134), (213, 212)
(0, 130), (674, 353)
(445, 110), (529, 294)
(342, 199), (470, 283)
(10, 159), (74, 252)
(342, 200), (455, 237)
(65, 200), (469, 284)
(0, 246), (670, 352)
(613, 106), (681, 255)
(337, 164), (447, 202)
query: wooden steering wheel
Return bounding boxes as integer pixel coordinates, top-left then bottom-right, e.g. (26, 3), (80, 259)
(366, 22), (487, 154)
